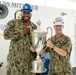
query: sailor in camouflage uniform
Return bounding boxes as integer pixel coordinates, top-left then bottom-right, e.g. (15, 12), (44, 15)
(46, 17), (73, 75)
(4, 3), (37, 75)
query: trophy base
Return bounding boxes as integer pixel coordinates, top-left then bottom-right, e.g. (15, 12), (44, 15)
(30, 59), (47, 73)
(30, 68), (46, 73)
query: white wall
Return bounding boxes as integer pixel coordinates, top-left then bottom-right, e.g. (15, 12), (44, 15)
(0, 1), (76, 75)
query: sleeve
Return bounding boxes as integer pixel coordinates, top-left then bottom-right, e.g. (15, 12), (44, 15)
(31, 22), (37, 30)
(44, 47), (51, 52)
(4, 20), (24, 40)
(61, 37), (72, 54)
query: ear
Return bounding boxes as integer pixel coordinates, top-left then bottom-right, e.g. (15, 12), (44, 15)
(20, 13), (23, 18)
(53, 25), (55, 28)
(30, 13), (32, 17)
(62, 25), (64, 28)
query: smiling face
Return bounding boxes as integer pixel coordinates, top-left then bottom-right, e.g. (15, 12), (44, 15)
(54, 25), (64, 34)
(21, 11), (32, 22)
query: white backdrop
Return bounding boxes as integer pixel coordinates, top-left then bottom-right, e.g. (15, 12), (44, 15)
(0, 1), (76, 75)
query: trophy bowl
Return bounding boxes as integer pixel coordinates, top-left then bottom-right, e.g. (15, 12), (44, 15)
(30, 21), (52, 73)
(30, 31), (47, 73)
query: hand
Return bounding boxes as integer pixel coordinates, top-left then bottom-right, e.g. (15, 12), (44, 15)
(30, 46), (35, 52)
(23, 27), (30, 34)
(40, 50), (46, 55)
(46, 40), (54, 48)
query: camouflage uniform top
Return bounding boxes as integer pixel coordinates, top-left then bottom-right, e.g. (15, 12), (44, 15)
(4, 19), (37, 75)
(47, 34), (72, 74)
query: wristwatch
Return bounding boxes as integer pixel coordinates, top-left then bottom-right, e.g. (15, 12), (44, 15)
(52, 45), (55, 50)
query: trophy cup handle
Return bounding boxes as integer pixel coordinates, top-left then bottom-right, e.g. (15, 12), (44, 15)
(47, 27), (53, 39)
(43, 27), (53, 51)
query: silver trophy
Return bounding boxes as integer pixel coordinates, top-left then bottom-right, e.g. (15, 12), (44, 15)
(30, 21), (52, 73)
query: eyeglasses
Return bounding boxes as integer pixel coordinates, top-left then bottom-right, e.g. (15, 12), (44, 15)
(54, 25), (63, 27)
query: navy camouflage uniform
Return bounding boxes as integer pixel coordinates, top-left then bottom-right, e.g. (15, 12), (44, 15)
(4, 19), (37, 75)
(47, 34), (73, 75)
